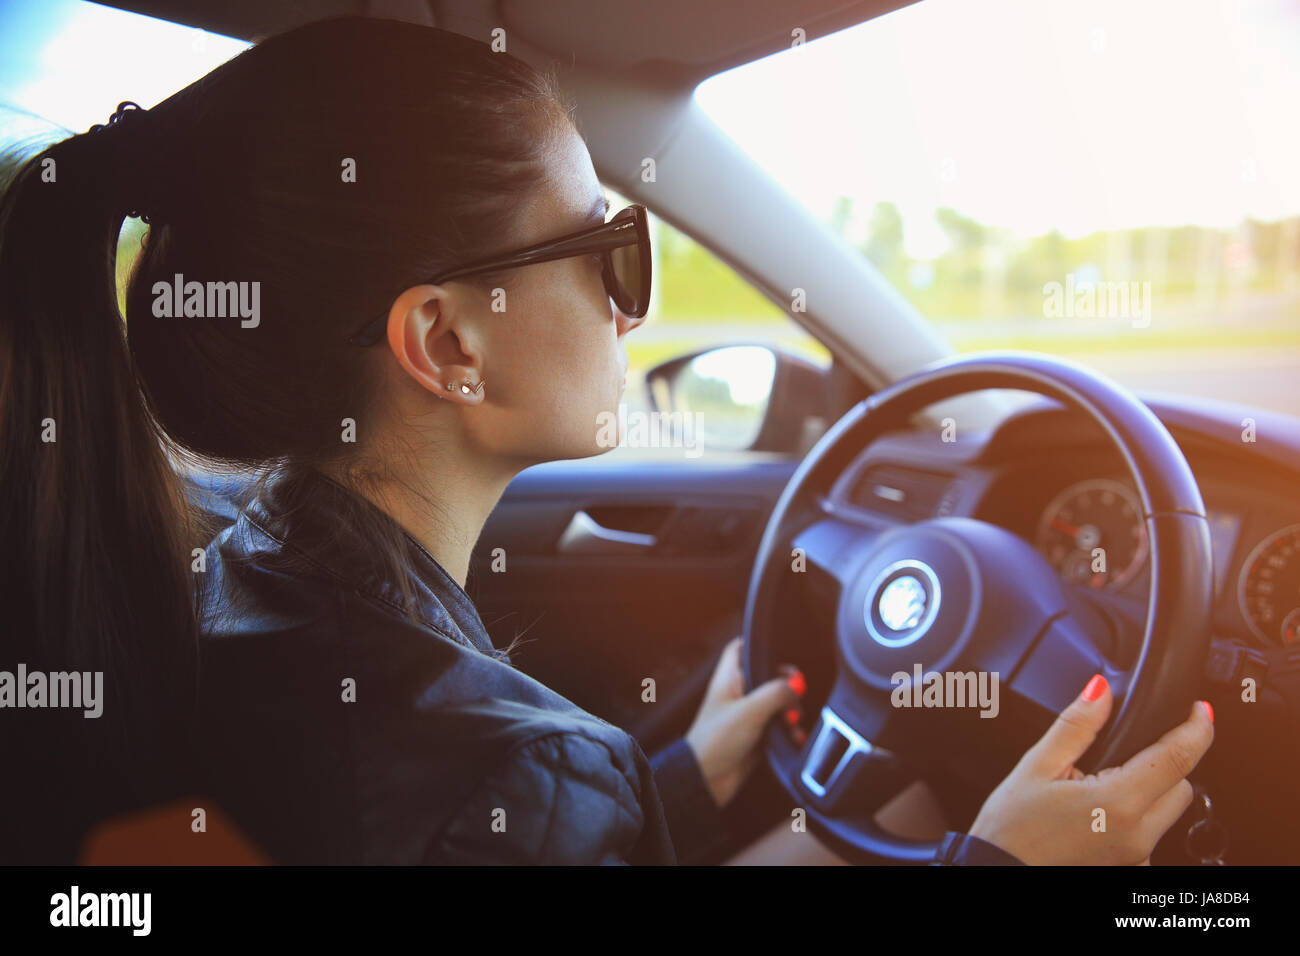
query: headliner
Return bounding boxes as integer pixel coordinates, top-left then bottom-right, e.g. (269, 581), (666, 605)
(92, 0), (920, 86)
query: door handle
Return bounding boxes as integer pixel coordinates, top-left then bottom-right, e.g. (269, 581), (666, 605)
(557, 509), (658, 555)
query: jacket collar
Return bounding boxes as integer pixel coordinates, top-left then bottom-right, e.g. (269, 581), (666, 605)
(241, 467), (503, 659)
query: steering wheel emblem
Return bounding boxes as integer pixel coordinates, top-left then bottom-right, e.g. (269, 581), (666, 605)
(879, 575), (927, 630)
(864, 559), (942, 648)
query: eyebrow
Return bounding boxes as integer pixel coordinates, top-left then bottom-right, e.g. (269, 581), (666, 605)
(587, 196), (611, 222)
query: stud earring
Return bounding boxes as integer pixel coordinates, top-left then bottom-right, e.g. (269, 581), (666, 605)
(444, 380), (484, 396)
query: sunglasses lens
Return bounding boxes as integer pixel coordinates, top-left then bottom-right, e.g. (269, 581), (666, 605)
(609, 243), (644, 315)
(604, 209), (649, 317)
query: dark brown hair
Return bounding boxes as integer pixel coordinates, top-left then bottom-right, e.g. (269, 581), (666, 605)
(0, 16), (570, 860)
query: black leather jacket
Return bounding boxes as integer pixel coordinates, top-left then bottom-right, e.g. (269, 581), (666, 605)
(191, 468), (729, 864)
(189, 468), (1015, 865)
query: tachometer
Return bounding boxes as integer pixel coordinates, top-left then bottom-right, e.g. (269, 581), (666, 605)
(1035, 478), (1149, 591)
(1238, 523), (1300, 646)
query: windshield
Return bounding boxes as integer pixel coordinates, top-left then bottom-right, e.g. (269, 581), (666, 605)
(696, 0), (1300, 416)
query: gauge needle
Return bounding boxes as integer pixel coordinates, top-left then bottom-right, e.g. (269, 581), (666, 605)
(1052, 518), (1081, 536)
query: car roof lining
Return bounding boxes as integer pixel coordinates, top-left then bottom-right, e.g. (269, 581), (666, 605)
(94, 0), (919, 88)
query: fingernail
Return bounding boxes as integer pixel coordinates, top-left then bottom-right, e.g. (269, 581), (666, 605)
(1200, 700), (1214, 724)
(1082, 674), (1108, 702)
(785, 708), (801, 726)
(787, 669), (806, 698)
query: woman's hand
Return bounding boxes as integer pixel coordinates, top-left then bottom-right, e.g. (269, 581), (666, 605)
(683, 637), (804, 807)
(969, 674), (1215, 865)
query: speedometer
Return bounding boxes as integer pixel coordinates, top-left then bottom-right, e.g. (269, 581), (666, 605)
(1035, 478), (1149, 591)
(1238, 523), (1300, 646)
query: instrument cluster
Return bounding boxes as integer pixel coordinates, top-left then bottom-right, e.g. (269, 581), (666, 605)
(1035, 476), (1297, 647)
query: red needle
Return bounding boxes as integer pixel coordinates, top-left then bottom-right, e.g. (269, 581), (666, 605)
(1052, 518), (1080, 536)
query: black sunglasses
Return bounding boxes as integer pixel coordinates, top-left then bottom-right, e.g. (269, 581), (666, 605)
(347, 203), (652, 346)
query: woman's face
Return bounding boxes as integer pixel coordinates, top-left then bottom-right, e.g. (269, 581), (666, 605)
(450, 122), (645, 465)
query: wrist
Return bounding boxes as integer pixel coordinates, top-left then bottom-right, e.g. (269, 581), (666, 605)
(934, 830), (1025, 866)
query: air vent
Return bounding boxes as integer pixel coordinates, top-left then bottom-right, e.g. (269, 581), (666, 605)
(851, 465), (954, 520)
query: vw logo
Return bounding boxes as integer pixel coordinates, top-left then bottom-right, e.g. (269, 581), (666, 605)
(879, 575), (927, 631)
(863, 560), (941, 648)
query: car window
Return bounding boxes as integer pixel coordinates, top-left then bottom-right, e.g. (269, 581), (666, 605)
(696, 0), (1300, 417)
(604, 187), (830, 461)
(0, 0), (248, 136)
(0, 0), (249, 328)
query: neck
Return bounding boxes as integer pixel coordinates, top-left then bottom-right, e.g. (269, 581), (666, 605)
(392, 463), (517, 589)
(331, 448), (523, 591)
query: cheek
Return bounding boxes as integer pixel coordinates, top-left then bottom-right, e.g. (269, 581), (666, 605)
(485, 278), (618, 450)
(519, 277), (614, 385)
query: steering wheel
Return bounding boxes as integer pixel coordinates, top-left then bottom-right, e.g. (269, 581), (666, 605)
(742, 352), (1213, 864)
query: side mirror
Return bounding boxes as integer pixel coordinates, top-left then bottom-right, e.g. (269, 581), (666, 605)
(645, 344), (827, 453)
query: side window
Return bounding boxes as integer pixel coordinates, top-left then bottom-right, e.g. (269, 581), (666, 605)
(117, 217), (147, 316)
(606, 187), (829, 461)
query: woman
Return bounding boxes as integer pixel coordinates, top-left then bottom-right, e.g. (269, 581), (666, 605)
(0, 16), (1213, 865)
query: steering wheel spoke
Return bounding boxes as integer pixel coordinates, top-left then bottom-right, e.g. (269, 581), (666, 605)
(795, 692), (914, 818)
(790, 510), (890, 593)
(1009, 609), (1116, 718)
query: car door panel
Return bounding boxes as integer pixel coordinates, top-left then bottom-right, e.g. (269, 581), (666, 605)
(468, 458), (797, 750)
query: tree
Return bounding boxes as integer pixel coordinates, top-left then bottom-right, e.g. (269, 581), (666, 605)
(864, 201), (905, 271)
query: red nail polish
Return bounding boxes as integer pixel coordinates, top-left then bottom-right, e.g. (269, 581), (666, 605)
(784, 708), (800, 726)
(1201, 700), (1214, 724)
(1082, 674), (1108, 702)
(787, 669), (806, 698)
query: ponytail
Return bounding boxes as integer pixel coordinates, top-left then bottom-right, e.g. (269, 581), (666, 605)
(0, 126), (197, 861)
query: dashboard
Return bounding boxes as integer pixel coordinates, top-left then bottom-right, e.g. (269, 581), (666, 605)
(831, 392), (1300, 650)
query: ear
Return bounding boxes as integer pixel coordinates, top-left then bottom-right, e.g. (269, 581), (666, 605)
(384, 284), (486, 405)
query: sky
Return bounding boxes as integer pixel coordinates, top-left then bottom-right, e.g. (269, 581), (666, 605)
(3, 0), (1297, 262)
(696, 0), (1300, 257)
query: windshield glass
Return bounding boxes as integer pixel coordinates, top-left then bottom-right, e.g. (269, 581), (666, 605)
(696, 0), (1300, 416)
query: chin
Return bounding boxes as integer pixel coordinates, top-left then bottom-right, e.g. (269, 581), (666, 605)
(544, 441), (615, 464)
(540, 420), (623, 463)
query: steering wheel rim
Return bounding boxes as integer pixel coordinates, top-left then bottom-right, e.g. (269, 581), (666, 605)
(742, 352), (1213, 864)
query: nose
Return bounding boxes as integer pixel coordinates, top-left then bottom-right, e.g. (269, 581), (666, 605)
(613, 303), (645, 338)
